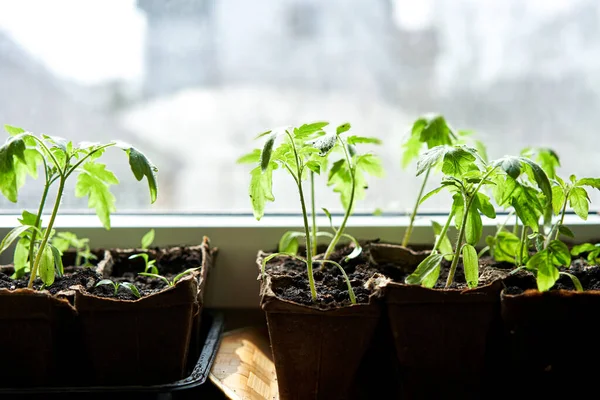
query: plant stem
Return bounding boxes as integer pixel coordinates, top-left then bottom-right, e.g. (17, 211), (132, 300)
(446, 192), (471, 288)
(433, 210), (455, 253)
(310, 171), (317, 255)
(402, 167), (431, 247)
(27, 179), (51, 274)
(553, 191), (569, 241)
(517, 226), (528, 267)
(28, 177), (66, 288)
(323, 139), (355, 260)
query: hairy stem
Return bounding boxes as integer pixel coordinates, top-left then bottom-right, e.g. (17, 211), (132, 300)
(27, 174), (51, 274)
(310, 171), (317, 255)
(324, 138), (355, 260)
(553, 190), (569, 242)
(402, 167), (431, 247)
(28, 177), (66, 288)
(433, 210), (455, 253)
(446, 192), (471, 287)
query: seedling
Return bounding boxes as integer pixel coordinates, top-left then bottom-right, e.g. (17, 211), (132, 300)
(51, 232), (97, 267)
(571, 242), (600, 266)
(0, 125), (158, 289)
(95, 279), (141, 298)
(405, 145), (552, 289)
(400, 115), (487, 247)
(128, 253), (158, 274)
(240, 122), (383, 303)
(138, 267), (199, 286)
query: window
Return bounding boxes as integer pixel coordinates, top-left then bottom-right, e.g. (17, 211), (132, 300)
(0, 0), (599, 215)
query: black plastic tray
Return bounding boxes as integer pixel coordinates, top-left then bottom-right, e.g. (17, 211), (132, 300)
(1, 311), (225, 399)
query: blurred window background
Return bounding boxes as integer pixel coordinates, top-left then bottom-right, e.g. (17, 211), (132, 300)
(0, 0), (598, 214)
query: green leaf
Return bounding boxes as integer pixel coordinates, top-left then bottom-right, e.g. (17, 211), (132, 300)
(4, 125), (25, 136)
(345, 244), (363, 261)
(521, 148), (560, 179)
(405, 253), (444, 285)
(476, 193), (496, 219)
(441, 146), (479, 177)
(116, 143), (159, 204)
(519, 157), (553, 202)
(42, 134), (69, 153)
(249, 165), (274, 220)
(0, 225), (33, 255)
(552, 185), (565, 215)
(473, 140), (488, 164)
(356, 154), (384, 177)
(432, 220), (453, 261)
(416, 145), (448, 176)
(260, 134), (276, 171)
(0, 135), (28, 202)
(336, 123), (351, 135)
(568, 186), (590, 220)
(255, 130), (273, 139)
(298, 122), (328, 136)
(347, 136), (382, 145)
(172, 267), (201, 285)
(236, 149), (261, 164)
(310, 132), (337, 156)
(141, 229), (155, 249)
(464, 203), (483, 245)
(129, 253), (149, 264)
(75, 163), (119, 230)
(527, 250), (558, 292)
(462, 244), (479, 289)
(548, 240), (571, 266)
(373, 208), (383, 216)
(120, 282), (141, 298)
(96, 279), (116, 288)
(559, 272), (583, 292)
(421, 264), (441, 288)
(18, 210), (38, 227)
(493, 231), (520, 263)
(419, 186), (445, 206)
(557, 225), (575, 239)
(38, 245), (55, 286)
(49, 244), (64, 277)
(571, 243), (597, 256)
(510, 183), (543, 232)
(278, 231), (305, 254)
(322, 207), (336, 231)
(497, 157), (522, 180)
(306, 161), (321, 174)
(576, 178), (600, 190)
(13, 238), (29, 276)
(327, 159), (354, 210)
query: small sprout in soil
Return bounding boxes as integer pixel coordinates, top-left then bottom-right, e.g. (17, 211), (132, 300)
(405, 145), (552, 289)
(0, 125), (158, 289)
(95, 279), (141, 298)
(51, 231), (97, 267)
(239, 122), (383, 303)
(128, 253), (158, 274)
(138, 267), (200, 287)
(400, 115), (487, 247)
(571, 243), (600, 266)
(140, 229), (155, 250)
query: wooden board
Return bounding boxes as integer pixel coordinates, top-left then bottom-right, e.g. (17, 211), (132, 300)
(209, 327), (279, 400)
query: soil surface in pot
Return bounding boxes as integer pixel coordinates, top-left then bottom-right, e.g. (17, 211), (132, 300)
(504, 258), (600, 294)
(264, 245), (381, 309)
(0, 266), (99, 294)
(379, 255), (513, 289)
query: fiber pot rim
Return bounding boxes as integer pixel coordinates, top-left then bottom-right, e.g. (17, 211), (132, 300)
(501, 286), (600, 300)
(256, 250), (386, 314)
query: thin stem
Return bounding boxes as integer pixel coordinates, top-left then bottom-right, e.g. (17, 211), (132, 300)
(27, 171), (52, 274)
(28, 177), (66, 288)
(65, 143), (116, 178)
(432, 210), (455, 253)
(553, 190), (569, 241)
(30, 136), (64, 177)
(286, 131), (317, 302)
(310, 172), (317, 255)
(402, 167), (431, 247)
(323, 138), (355, 260)
(517, 226), (528, 267)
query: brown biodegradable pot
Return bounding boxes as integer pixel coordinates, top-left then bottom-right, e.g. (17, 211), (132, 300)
(500, 288), (600, 395)
(0, 288), (77, 387)
(72, 238), (214, 386)
(372, 243), (505, 399)
(257, 251), (383, 400)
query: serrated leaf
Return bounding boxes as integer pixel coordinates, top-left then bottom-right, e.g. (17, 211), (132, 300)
(571, 243), (597, 256)
(0, 135), (28, 202)
(236, 149), (261, 164)
(569, 186), (590, 220)
(405, 252), (443, 285)
(249, 165), (274, 220)
(278, 231), (304, 254)
(347, 136), (382, 145)
(18, 210), (38, 227)
(441, 146), (479, 177)
(49, 244), (64, 277)
(4, 125), (25, 136)
(297, 122), (328, 137)
(432, 220), (453, 260)
(38, 245), (55, 286)
(548, 240), (571, 266)
(510, 183), (543, 232)
(306, 161), (321, 174)
(552, 185), (565, 215)
(416, 145), (448, 176)
(462, 244), (479, 289)
(75, 163), (119, 230)
(356, 154), (384, 177)
(115, 143), (158, 204)
(42, 135), (68, 153)
(260, 134), (276, 171)
(310, 132), (337, 156)
(527, 249), (558, 292)
(141, 229), (155, 249)
(576, 178), (600, 190)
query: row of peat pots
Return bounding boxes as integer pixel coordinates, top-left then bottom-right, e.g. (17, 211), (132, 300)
(0, 236), (217, 390)
(258, 241), (600, 400)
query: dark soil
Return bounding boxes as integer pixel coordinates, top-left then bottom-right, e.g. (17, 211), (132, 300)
(264, 245), (381, 309)
(505, 257), (600, 294)
(0, 266), (101, 295)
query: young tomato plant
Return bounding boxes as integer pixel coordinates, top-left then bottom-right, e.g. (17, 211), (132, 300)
(406, 145), (552, 289)
(138, 267), (199, 287)
(400, 115), (487, 247)
(51, 232), (97, 267)
(95, 279), (141, 298)
(0, 125), (158, 289)
(128, 253), (158, 274)
(241, 122), (382, 303)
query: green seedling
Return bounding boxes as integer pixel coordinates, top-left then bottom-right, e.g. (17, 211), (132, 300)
(571, 243), (600, 266)
(95, 279), (141, 298)
(140, 229), (155, 250)
(400, 115), (487, 247)
(138, 267), (199, 286)
(0, 125), (158, 288)
(51, 232), (97, 267)
(239, 122), (383, 303)
(128, 253), (158, 274)
(405, 144), (552, 289)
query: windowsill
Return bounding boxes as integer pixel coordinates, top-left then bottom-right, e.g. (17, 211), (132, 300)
(0, 212), (598, 308)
